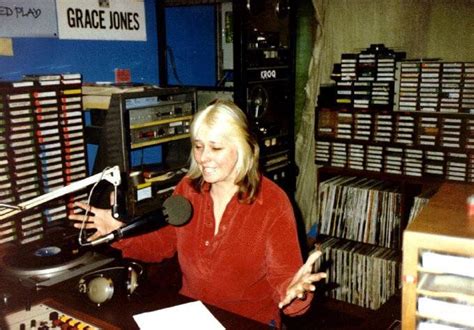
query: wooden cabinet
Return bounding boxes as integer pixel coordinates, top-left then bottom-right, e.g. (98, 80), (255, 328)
(402, 183), (474, 329)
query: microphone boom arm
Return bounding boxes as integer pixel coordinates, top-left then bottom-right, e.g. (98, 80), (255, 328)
(0, 166), (122, 221)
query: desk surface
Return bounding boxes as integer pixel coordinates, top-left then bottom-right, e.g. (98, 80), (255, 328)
(0, 256), (268, 330)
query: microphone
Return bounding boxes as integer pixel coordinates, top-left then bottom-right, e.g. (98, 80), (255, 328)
(90, 195), (192, 246)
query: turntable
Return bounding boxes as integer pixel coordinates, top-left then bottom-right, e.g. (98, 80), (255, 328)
(1, 235), (114, 289)
(0, 166), (121, 289)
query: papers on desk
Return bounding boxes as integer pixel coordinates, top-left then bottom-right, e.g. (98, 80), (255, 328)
(133, 301), (225, 330)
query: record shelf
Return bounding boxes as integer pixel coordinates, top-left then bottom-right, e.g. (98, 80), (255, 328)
(313, 45), (473, 311)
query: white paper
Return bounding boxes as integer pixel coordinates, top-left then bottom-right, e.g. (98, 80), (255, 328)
(133, 301), (225, 330)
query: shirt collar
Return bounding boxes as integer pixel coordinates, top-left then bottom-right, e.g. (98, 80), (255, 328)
(201, 179), (264, 205)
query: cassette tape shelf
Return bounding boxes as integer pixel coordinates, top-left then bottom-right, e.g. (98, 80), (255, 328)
(314, 44), (474, 312)
(0, 74), (113, 288)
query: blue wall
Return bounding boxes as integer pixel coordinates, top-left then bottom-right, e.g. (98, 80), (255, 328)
(0, 1), (217, 173)
(165, 5), (216, 86)
(0, 0), (159, 84)
(0, 2), (218, 87)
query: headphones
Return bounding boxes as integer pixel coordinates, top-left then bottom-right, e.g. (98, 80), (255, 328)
(78, 262), (143, 306)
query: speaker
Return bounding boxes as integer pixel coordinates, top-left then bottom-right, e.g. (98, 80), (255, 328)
(78, 262), (143, 306)
(233, 0), (296, 194)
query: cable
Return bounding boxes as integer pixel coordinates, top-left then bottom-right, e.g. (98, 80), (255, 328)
(0, 203), (23, 210)
(78, 167), (111, 247)
(166, 46), (183, 86)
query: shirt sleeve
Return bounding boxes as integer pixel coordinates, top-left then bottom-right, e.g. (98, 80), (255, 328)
(264, 191), (314, 316)
(111, 225), (177, 262)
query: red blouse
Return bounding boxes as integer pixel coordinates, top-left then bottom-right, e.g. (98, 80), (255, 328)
(113, 176), (312, 326)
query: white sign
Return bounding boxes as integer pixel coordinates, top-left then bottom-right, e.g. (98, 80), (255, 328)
(0, 0), (57, 37)
(56, 0), (146, 41)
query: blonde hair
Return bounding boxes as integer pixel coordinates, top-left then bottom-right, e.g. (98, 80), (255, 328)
(188, 99), (260, 203)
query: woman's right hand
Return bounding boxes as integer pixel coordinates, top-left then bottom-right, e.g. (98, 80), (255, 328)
(69, 201), (125, 242)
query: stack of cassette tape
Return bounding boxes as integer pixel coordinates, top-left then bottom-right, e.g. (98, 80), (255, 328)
(0, 73), (87, 245)
(335, 44), (406, 111)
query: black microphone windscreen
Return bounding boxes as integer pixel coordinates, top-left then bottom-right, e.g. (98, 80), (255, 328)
(163, 195), (192, 226)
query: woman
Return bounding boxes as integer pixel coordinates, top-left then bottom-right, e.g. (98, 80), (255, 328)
(70, 100), (326, 326)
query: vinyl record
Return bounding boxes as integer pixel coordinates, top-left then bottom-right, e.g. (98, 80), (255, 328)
(1, 237), (87, 274)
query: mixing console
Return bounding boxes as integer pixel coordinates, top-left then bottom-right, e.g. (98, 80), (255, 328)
(5, 302), (100, 330)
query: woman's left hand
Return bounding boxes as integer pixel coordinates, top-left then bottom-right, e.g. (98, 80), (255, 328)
(279, 250), (326, 309)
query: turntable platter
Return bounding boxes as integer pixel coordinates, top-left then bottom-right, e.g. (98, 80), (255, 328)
(2, 246), (92, 277)
(1, 239), (114, 287)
